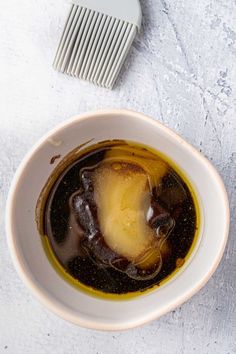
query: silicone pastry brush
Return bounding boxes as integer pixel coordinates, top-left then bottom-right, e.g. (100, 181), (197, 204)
(53, 0), (142, 89)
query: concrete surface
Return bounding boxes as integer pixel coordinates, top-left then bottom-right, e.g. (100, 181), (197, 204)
(0, 0), (236, 353)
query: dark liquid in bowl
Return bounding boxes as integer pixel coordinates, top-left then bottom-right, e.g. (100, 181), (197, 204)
(39, 141), (198, 297)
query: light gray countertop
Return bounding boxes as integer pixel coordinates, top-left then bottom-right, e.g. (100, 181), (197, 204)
(0, 0), (236, 353)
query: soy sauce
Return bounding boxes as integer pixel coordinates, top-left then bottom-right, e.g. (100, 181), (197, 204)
(38, 141), (198, 298)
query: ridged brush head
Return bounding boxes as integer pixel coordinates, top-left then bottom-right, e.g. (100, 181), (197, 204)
(53, 2), (141, 89)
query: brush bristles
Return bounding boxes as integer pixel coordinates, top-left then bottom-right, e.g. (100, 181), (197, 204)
(53, 4), (137, 89)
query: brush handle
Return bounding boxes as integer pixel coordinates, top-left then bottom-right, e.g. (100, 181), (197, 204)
(70, 0), (142, 30)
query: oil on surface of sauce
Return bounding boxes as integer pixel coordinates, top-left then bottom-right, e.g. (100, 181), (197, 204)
(37, 140), (199, 299)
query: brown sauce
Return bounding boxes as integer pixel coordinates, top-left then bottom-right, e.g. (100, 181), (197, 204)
(39, 141), (198, 296)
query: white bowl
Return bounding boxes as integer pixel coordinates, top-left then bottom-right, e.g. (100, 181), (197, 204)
(6, 109), (230, 331)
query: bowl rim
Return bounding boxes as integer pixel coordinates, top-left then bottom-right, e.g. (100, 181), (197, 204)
(5, 109), (230, 331)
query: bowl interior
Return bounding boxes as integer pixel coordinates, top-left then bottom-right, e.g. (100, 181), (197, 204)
(7, 110), (229, 330)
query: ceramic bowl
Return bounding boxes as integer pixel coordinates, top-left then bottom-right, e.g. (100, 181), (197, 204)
(6, 109), (230, 330)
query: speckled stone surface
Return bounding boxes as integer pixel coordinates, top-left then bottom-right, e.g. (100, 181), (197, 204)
(0, 0), (236, 353)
